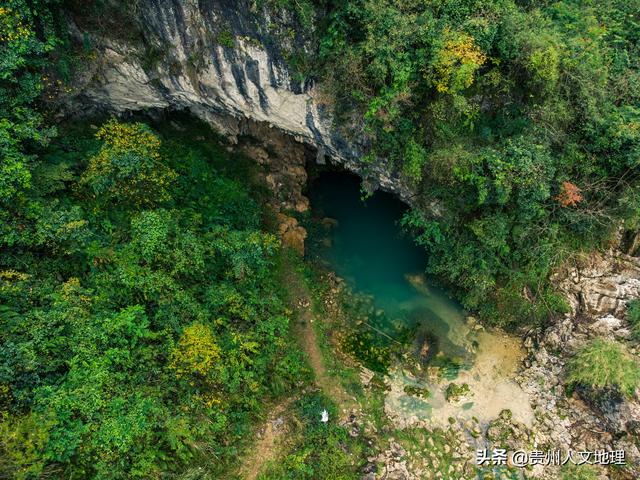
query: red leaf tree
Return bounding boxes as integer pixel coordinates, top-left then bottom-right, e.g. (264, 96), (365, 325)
(555, 181), (583, 207)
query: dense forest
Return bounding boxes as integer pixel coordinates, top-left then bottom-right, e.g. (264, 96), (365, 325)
(316, 0), (640, 326)
(1, 0), (639, 479)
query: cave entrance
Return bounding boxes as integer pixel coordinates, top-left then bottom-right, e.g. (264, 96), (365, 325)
(304, 167), (471, 364)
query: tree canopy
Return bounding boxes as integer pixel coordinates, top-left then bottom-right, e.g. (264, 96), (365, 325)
(319, 0), (640, 325)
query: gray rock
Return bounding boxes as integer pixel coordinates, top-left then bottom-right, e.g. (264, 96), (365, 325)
(64, 0), (421, 203)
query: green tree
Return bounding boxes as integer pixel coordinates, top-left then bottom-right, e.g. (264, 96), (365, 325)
(81, 119), (177, 208)
(0, 1), (58, 248)
(0, 2), (58, 200)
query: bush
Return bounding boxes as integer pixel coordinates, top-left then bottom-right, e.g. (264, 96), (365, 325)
(628, 299), (640, 339)
(80, 119), (177, 208)
(567, 338), (640, 397)
(560, 464), (599, 480)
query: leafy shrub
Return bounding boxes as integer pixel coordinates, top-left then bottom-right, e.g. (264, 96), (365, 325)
(567, 338), (640, 397)
(0, 413), (51, 480)
(0, 1), (57, 208)
(628, 299), (640, 339)
(80, 119), (177, 208)
(169, 322), (223, 381)
(430, 28), (486, 95)
(217, 29), (234, 48)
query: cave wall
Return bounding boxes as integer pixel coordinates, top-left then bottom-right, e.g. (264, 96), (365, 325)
(65, 0), (415, 201)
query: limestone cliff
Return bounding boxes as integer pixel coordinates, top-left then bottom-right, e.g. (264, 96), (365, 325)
(65, 0), (413, 200)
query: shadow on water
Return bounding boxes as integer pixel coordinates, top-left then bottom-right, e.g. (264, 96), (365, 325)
(308, 171), (536, 428)
(307, 171), (472, 363)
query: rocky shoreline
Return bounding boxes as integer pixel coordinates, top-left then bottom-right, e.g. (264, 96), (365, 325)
(516, 248), (640, 479)
(321, 248), (640, 480)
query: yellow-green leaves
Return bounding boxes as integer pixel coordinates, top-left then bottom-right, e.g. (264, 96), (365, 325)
(0, 412), (51, 480)
(170, 322), (222, 381)
(81, 119), (177, 209)
(0, 6), (32, 44)
(431, 28), (486, 95)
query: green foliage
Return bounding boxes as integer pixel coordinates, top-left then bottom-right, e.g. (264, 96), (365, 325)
(445, 382), (471, 402)
(0, 3), (309, 479)
(80, 119), (177, 208)
(320, 0), (640, 326)
(430, 28), (486, 95)
(560, 463), (599, 480)
(257, 0), (318, 30)
(2, 0), (639, 477)
(0, 1), (58, 206)
(567, 338), (640, 397)
(628, 299), (640, 339)
(169, 322), (223, 382)
(217, 29), (234, 48)
(336, 291), (410, 373)
(402, 138), (427, 182)
(0, 412), (52, 480)
(259, 393), (361, 479)
(341, 328), (392, 374)
(0, 118), (308, 478)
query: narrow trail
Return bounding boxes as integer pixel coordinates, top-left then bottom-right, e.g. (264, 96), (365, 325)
(283, 257), (355, 413)
(237, 399), (292, 480)
(236, 256), (355, 480)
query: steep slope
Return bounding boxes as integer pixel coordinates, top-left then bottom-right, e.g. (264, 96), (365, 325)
(64, 0), (413, 199)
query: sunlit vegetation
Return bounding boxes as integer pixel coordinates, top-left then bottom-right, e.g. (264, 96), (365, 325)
(80, 120), (177, 208)
(319, 0), (640, 327)
(0, 4), (323, 477)
(1, 0), (639, 478)
(567, 338), (640, 397)
(0, 114), (317, 478)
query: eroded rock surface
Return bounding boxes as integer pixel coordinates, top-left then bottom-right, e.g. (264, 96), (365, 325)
(519, 248), (640, 479)
(555, 250), (640, 317)
(65, 0), (415, 200)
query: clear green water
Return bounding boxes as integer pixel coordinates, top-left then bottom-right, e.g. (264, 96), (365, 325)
(308, 172), (472, 360)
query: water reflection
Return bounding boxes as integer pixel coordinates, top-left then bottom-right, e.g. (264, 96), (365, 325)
(308, 171), (471, 361)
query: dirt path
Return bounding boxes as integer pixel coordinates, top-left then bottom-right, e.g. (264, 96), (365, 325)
(237, 399), (292, 480)
(284, 258), (354, 412)
(236, 257), (354, 479)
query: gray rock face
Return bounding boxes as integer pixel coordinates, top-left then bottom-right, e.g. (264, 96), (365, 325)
(67, 0), (415, 200)
(520, 247), (640, 479)
(555, 250), (640, 317)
